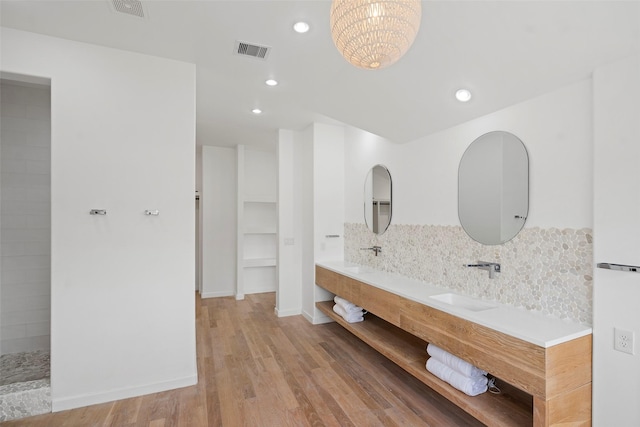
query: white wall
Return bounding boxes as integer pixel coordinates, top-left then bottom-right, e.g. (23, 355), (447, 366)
(344, 78), (593, 231)
(0, 81), (51, 356)
(196, 146), (202, 292)
(592, 55), (640, 426)
(244, 149), (276, 201)
(276, 130), (301, 316)
(313, 124), (345, 313)
(283, 123), (345, 323)
(201, 146), (237, 298)
(344, 127), (405, 224)
(1, 28), (197, 410)
(296, 125), (315, 322)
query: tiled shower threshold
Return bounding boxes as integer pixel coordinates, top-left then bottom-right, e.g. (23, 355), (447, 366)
(0, 350), (51, 422)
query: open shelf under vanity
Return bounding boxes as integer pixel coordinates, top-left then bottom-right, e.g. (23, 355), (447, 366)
(316, 300), (533, 427)
(315, 264), (592, 427)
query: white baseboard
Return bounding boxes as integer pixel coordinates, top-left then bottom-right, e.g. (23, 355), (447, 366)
(302, 307), (335, 325)
(200, 290), (234, 299)
(235, 293), (245, 300)
(52, 374), (197, 412)
(313, 313), (334, 325)
(301, 309), (314, 323)
(245, 285), (277, 295)
(274, 307), (301, 317)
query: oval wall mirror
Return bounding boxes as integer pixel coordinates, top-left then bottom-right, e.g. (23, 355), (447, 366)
(458, 131), (529, 245)
(364, 164), (392, 235)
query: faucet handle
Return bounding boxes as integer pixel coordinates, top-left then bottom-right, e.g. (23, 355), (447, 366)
(361, 246), (382, 256)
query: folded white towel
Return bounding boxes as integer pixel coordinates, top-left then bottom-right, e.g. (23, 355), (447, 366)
(426, 358), (488, 396)
(334, 296), (363, 314)
(333, 304), (364, 323)
(426, 344), (487, 378)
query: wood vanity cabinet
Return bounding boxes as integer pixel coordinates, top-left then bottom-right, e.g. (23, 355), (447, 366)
(315, 265), (592, 427)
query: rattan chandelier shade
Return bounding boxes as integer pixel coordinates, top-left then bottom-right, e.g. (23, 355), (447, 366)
(330, 0), (422, 70)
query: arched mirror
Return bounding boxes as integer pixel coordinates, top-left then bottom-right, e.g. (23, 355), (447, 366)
(458, 131), (529, 245)
(364, 165), (392, 235)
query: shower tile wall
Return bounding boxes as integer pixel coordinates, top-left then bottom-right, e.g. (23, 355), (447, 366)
(0, 82), (51, 355)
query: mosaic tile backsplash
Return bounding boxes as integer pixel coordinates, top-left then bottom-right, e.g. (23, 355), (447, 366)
(344, 223), (593, 325)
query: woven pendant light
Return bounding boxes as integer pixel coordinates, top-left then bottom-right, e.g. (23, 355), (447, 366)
(330, 0), (422, 70)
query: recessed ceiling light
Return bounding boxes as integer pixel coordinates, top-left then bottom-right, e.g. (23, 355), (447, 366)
(265, 79), (278, 86)
(455, 89), (472, 102)
(293, 21), (310, 33)
(252, 108), (262, 114)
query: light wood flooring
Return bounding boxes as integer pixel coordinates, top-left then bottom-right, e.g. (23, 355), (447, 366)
(4, 292), (484, 426)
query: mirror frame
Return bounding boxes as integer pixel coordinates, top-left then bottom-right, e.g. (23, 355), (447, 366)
(364, 164), (393, 235)
(458, 131), (529, 245)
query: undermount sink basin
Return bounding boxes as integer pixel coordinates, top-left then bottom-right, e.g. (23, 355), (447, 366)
(430, 293), (498, 312)
(343, 266), (374, 274)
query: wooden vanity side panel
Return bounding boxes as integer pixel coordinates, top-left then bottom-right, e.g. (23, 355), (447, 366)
(399, 300), (547, 398)
(315, 266), (339, 294)
(533, 382), (591, 427)
(545, 334), (592, 399)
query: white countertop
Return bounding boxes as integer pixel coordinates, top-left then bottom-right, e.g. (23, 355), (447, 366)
(317, 260), (592, 348)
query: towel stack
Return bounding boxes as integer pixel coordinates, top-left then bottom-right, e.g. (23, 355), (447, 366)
(333, 296), (365, 323)
(425, 343), (488, 396)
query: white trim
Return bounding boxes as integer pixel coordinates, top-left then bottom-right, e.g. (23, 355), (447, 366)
(245, 285), (277, 295)
(301, 309), (314, 324)
(200, 290), (235, 299)
(312, 313), (334, 325)
(235, 293), (245, 300)
(52, 375), (197, 412)
(274, 307), (301, 317)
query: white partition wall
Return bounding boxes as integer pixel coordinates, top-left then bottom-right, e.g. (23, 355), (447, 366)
(1, 28), (197, 411)
(593, 54), (640, 425)
(312, 124), (345, 313)
(278, 123), (344, 322)
(201, 146), (237, 298)
(276, 130), (302, 316)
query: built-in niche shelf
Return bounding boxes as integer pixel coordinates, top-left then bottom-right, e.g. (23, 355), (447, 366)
(236, 145), (277, 298)
(243, 258), (276, 268)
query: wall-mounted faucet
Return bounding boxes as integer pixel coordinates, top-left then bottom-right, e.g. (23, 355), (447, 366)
(361, 246), (382, 256)
(464, 261), (501, 279)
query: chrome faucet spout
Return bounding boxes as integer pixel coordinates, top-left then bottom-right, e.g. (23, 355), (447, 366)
(465, 261), (501, 279)
(361, 246), (382, 256)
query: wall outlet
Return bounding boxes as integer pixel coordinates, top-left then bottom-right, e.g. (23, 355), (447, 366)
(614, 328), (635, 355)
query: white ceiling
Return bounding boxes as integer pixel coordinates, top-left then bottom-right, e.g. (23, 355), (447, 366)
(1, 1), (639, 149)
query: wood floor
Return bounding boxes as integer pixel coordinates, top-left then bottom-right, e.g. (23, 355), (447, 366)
(5, 293), (484, 426)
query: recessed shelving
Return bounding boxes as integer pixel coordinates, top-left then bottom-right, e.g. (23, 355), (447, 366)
(237, 145), (278, 297)
(244, 258), (276, 268)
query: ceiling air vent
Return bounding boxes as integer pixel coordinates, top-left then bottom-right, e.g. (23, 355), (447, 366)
(234, 41), (271, 60)
(110, 0), (146, 19)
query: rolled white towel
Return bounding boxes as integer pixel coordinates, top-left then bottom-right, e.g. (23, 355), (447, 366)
(334, 295), (364, 314)
(333, 304), (364, 323)
(426, 358), (488, 397)
(426, 344), (487, 378)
